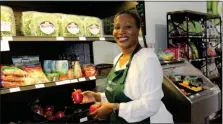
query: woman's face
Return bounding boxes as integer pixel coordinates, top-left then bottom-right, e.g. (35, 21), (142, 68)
(113, 14), (139, 49)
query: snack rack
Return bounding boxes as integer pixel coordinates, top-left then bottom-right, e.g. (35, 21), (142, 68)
(166, 10), (222, 89)
(161, 60), (221, 123)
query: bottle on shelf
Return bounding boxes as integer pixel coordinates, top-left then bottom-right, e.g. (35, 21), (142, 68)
(73, 54), (83, 79)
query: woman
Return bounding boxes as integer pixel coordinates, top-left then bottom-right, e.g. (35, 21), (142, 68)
(81, 10), (174, 123)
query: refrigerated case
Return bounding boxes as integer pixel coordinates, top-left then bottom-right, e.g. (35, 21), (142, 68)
(161, 60), (221, 123)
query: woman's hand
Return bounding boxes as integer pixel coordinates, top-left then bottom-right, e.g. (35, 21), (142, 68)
(90, 102), (114, 119)
(81, 91), (101, 103)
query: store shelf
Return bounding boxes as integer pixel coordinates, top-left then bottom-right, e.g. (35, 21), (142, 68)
(189, 56), (221, 62)
(0, 36), (115, 43)
(169, 36), (204, 39)
(0, 75), (106, 95)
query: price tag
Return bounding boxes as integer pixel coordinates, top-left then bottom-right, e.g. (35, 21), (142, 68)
(55, 80), (70, 85)
(99, 37), (105, 41)
(79, 37), (86, 40)
(1, 40), (10, 51)
(70, 79), (78, 83)
(35, 84), (45, 88)
(89, 76), (96, 80)
(56, 37), (64, 41)
(9, 87), (20, 92)
(80, 117), (88, 122)
(78, 78), (86, 82)
(2, 37), (13, 41)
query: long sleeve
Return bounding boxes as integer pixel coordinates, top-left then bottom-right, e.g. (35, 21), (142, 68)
(100, 92), (108, 102)
(118, 55), (164, 123)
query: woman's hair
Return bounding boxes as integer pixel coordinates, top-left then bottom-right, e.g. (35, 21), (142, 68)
(114, 10), (141, 29)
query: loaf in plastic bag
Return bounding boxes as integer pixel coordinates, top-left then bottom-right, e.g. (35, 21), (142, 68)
(83, 16), (102, 37)
(30, 12), (60, 36)
(0, 5), (16, 36)
(60, 14), (84, 37)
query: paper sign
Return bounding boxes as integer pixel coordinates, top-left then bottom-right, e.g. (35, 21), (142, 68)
(1, 40), (10, 51)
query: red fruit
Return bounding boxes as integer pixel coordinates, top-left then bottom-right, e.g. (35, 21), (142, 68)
(34, 107), (44, 115)
(45, 106), (54, 112)
(55, 111), (65, 119)
(47, 115), (55, 120)
(44, 110), (53, 118)
(89, 104), (100, 113)
(72, 89), (83, 104)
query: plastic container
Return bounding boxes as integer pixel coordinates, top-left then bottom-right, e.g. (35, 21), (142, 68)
(30, 12), (60, 36)
(83, 16), (102, 37)
(60, 14), (84, 37)
(0, 5), (16, 36)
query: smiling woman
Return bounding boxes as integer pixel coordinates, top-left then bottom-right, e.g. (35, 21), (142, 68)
(80, 10), (174, 123)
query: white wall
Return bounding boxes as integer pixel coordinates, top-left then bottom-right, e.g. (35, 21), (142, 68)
(144, 1), (207, 53)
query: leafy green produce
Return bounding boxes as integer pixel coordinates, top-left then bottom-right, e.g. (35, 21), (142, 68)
(0, 5), (16, 36)
(30, 12), (59, 36)
(60, 14), (84, 37)
(83, 16), (102, 37)
(21, 11), (37, 36)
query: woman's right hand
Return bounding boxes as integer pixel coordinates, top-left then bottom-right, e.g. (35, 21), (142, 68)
(81, 91), (101, 103)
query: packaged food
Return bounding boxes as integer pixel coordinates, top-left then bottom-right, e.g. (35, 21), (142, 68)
(83, 16), (102, 37)
(12, 56), (49, 84)
(43, 60), (53, 73)
(30, 12), (60, 36)
(1, 65), (26, 88)
(21, 11), (37, 36)
(60, 14), (84, 37)
(83, 64), (97, 77)
(55, 60), (69, 75)
(23, 66), (49, 84)
(46, 73), (59, 82)
(0, 5), (16, 36)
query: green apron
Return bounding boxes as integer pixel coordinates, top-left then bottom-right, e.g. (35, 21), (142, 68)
(105, 43), (151, 124)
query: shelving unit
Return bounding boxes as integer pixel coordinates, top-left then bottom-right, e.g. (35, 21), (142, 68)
(166, 10), (222, 89)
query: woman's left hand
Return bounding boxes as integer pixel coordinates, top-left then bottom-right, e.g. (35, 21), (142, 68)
(90, 102), (114, 119)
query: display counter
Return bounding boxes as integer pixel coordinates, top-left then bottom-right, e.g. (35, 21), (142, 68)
(161, 61), (221, 123)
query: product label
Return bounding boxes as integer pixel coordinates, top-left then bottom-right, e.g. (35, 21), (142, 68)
(89, 24), (100, 35)
(67, 23), (79, 34)
(40, 21), (55, 34)
(1, 21), (11, 32)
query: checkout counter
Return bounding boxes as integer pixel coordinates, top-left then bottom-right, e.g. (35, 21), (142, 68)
(161, 61), (221, 123)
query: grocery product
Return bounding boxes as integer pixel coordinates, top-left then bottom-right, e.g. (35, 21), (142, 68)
(21, 11), (36, 36)
(46, 73), (59, 82)
(60, 14), (84, 37)
(12, 56), (49, 84)
(83, 64), (97, 77)
(189, 41), (199, 59)
(23, 66), (49, 84)
(1, 66), (27, 88)
(0, 5), (16, 36)
(83, 16), (102, 37)
(89, 104), (100, 113)
(55, 60), (69, 75)
(43, 60), (53, 73)
(30, 12), (59, 36)
(72, 89), (83, 104)
(182, 21), (195, 35)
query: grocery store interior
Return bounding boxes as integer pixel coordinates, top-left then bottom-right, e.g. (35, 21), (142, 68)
(0, 1), (222, 124)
